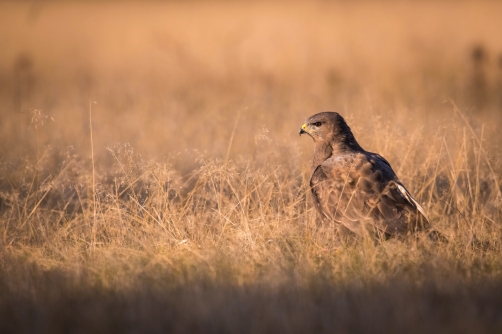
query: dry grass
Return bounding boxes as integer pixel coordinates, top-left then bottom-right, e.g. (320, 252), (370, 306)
(1, 1), (502, 333)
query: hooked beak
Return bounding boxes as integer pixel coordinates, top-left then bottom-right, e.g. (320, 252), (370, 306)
(299, 123), (308, 136)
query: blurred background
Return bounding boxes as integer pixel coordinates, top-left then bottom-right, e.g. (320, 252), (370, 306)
(2, 3), (502, 332)
(1, 0), (501, 167)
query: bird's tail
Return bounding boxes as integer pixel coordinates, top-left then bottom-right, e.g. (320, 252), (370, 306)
(426, 229), (448, 243)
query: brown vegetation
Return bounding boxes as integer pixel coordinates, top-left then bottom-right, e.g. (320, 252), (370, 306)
(1, 1), (502, 333)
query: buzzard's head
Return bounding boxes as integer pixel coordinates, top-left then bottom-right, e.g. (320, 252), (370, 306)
(300, 111), (363, 154)
(299, 112), (348, 141)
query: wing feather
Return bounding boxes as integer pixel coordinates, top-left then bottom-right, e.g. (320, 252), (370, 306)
(310, 152), (429, 236)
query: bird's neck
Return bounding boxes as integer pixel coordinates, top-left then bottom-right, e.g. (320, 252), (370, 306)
(312, 138), (364, 167)
(312, 141), (333, 167)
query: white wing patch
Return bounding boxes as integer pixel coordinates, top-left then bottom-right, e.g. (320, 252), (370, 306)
(396, 183), (429, 222)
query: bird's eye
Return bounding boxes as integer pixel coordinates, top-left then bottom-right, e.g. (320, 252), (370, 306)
(313, 122), (322, 127)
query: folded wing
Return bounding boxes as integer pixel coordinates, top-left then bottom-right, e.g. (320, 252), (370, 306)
(310, 153), (429, 236)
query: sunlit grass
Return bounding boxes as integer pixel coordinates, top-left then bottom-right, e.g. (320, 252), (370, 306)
(1, 1), (502, 332)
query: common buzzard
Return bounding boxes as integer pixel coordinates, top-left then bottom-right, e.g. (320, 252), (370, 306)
(300, 112), (429, 238)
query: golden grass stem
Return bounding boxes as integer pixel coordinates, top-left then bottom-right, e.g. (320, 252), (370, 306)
(451, 100), (501, 199)
(89, 99), (97, 251)
(225, 112), (241, 165)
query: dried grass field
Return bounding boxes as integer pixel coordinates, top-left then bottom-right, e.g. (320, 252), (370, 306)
(1, 1), (502, 333)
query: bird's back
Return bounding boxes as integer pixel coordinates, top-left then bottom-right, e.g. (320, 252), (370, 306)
(310, 151), (429, 237)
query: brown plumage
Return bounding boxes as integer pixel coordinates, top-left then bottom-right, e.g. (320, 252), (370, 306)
(299, 112), (429, 238)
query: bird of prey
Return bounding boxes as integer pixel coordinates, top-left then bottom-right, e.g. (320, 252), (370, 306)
(299, 112), (429, 238)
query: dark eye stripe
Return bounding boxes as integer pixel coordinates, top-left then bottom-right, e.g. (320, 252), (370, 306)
(313, 122), (322, 127)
